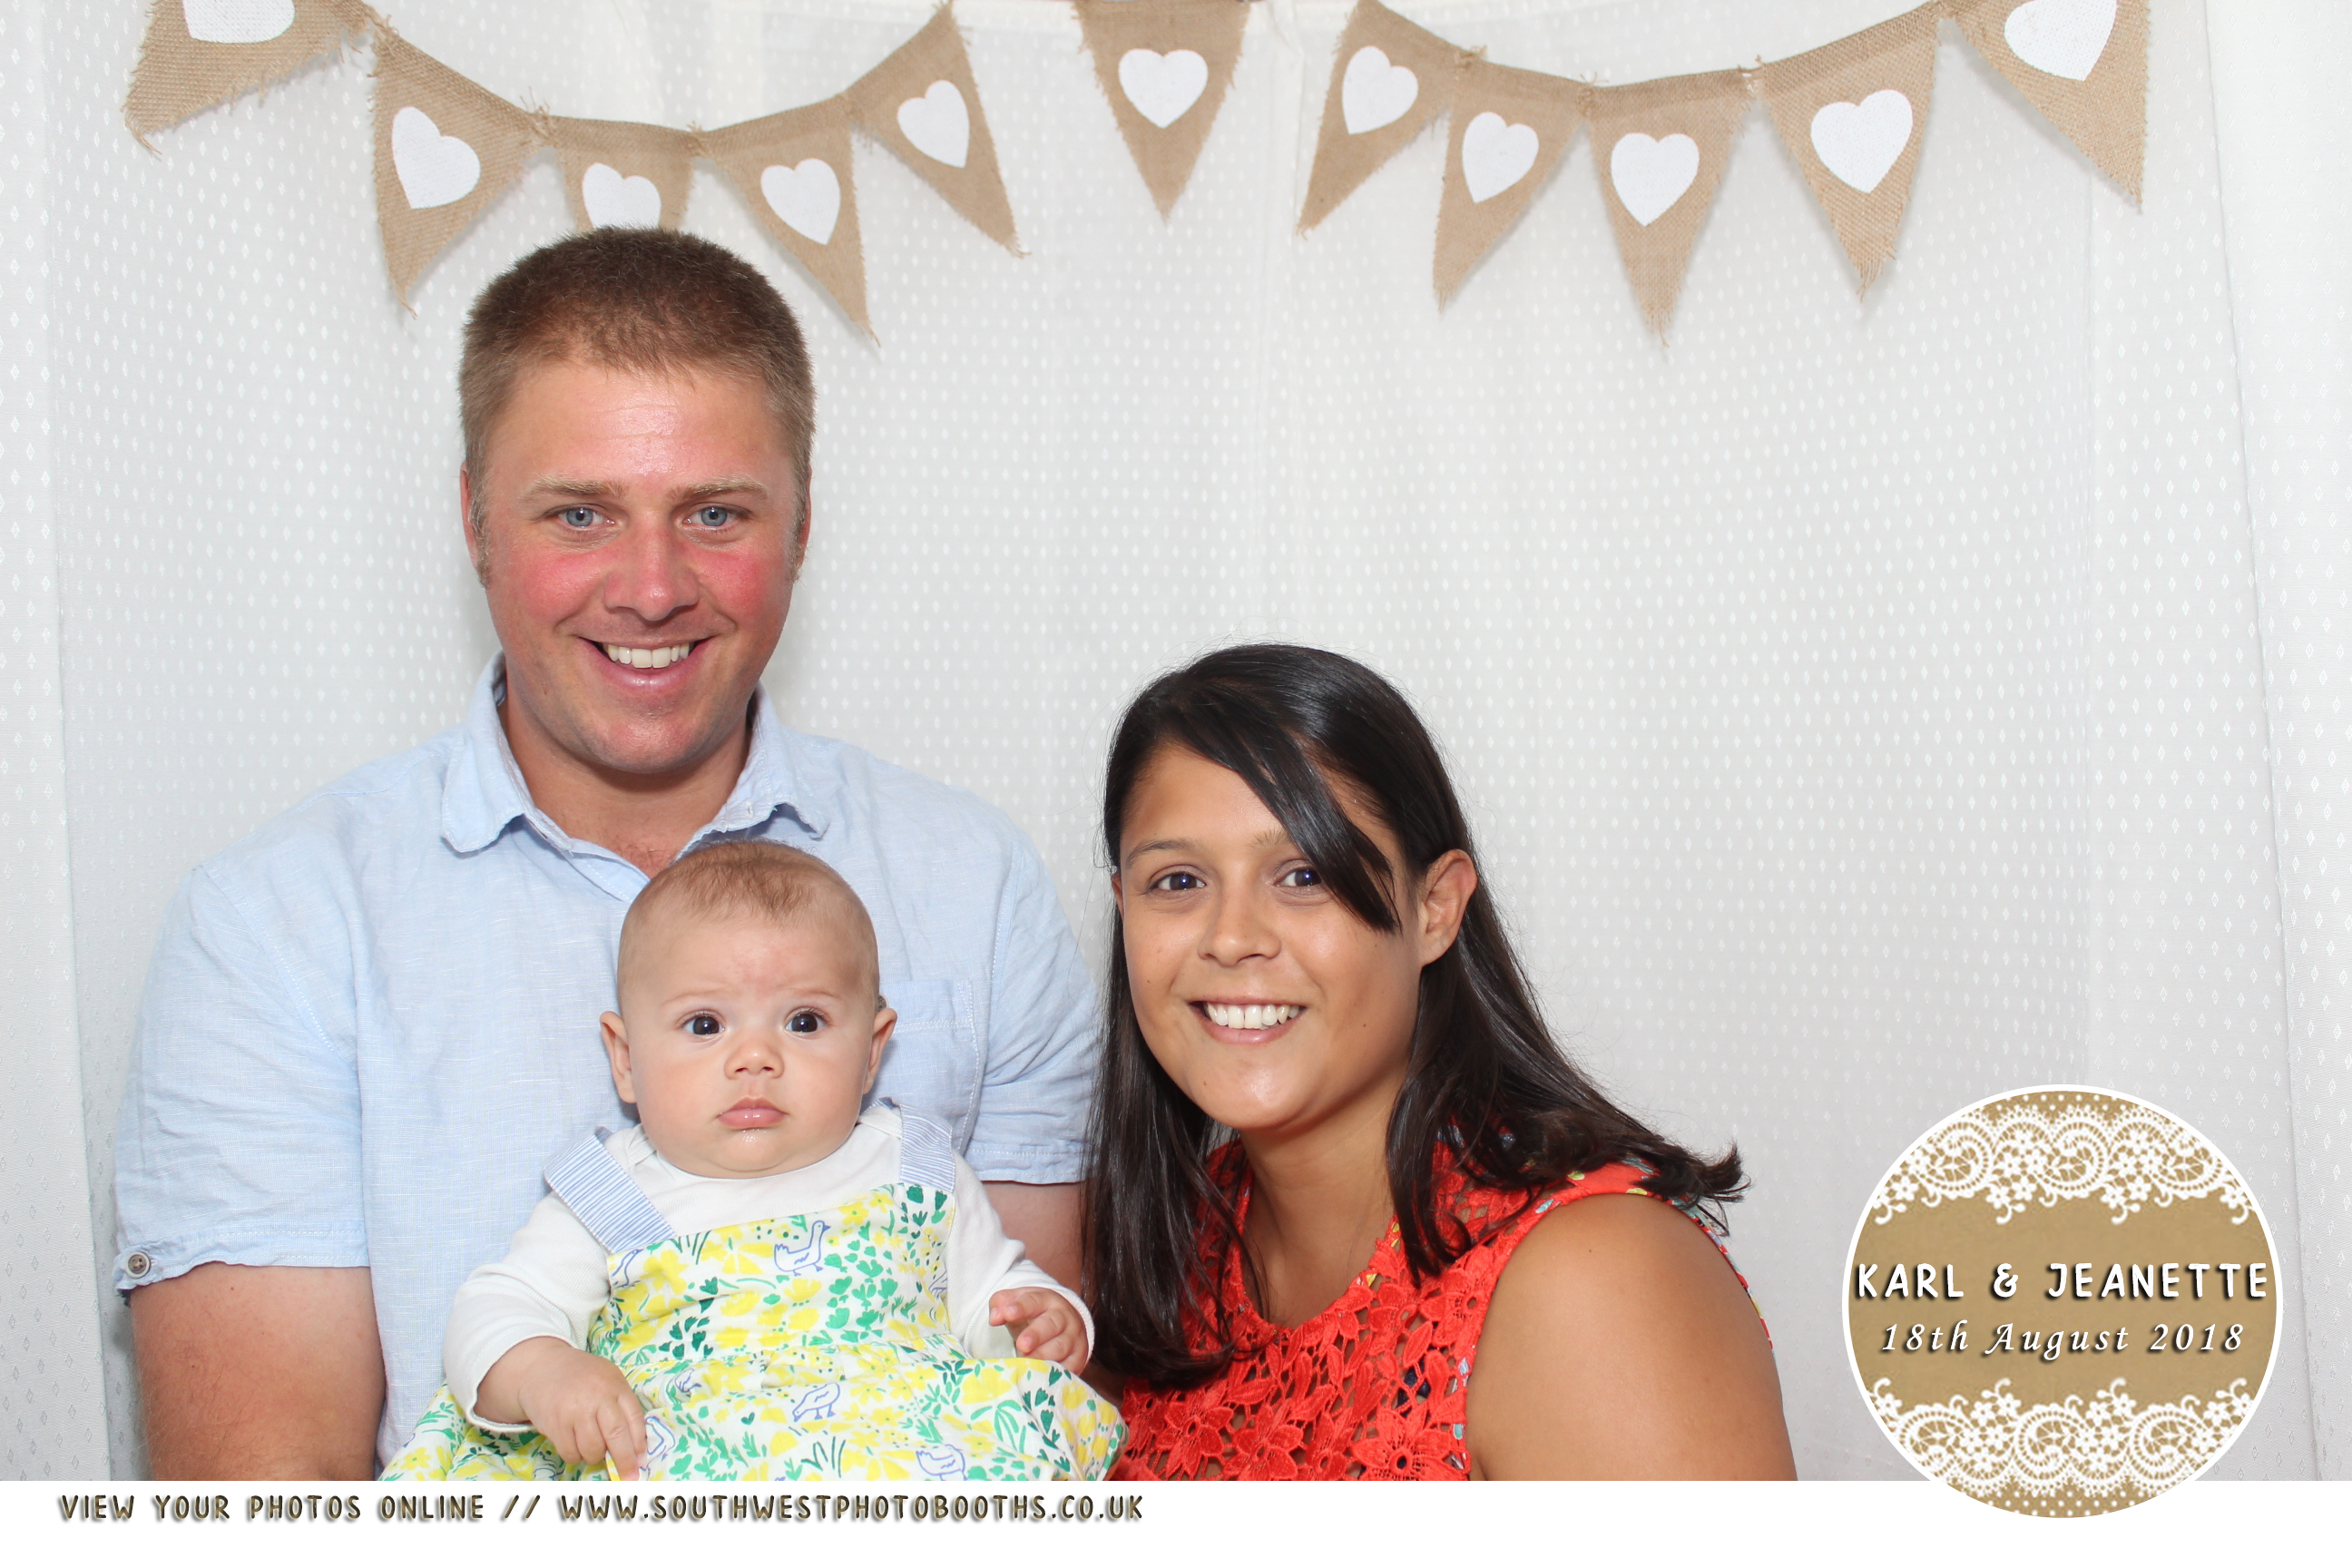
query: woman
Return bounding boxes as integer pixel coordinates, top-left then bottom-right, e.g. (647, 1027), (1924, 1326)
(1085, 645), (1795, 1479)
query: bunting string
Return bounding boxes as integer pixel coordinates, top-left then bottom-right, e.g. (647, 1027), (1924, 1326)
(126, 0), (2150, 339)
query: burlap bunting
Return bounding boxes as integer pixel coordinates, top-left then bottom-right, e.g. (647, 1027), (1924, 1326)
(548, 119), (696, 233)
(1433, 61), (1583, 308)
(1757, 5), (1937, 295)
(701, 105), (871, 338)
(843, 5), (1019, 254)
(1299, 0), (1470, 234)
(1073, 0), (1250, 218)
(126, 0), (368, 146)
(1948, 0), (2146, 199)
(1587, 70), (1750, 336)
(371, 30), (539, 306)
(130, 0), (2157, 335)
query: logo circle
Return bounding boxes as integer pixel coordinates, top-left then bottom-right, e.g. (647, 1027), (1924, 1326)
(1845, 1085), (2278, 1514)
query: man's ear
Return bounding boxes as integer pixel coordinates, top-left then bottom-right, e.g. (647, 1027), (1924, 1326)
(862, 1004), (896, 1095)
(791, 495), (814, 582)
(1414, 849), (1479, 966)
(460, 466), (490, 586)
(601, 1011), (638, 1105)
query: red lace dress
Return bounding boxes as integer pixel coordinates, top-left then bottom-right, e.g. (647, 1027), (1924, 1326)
(1111, 1149), (1744, 1480)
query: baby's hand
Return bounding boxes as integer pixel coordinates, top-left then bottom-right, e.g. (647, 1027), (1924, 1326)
(989, 1287), (1088, 1373)
(486, 1338), (647, 1479)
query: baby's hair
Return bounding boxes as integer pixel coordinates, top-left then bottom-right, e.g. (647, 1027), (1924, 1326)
(618, 841), (878, 1003)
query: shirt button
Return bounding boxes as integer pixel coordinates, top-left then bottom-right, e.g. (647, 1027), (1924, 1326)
(125, 1252), (152, 1279)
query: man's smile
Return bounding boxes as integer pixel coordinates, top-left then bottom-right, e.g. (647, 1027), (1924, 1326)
(598, 639), (703, 671)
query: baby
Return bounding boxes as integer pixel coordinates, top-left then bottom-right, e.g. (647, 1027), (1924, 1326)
(387, 841), (1121, 1483)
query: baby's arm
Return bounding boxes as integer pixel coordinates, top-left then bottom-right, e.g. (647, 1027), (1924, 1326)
(945, 1155), (1093, 1373)
(444, 1188), (643, 1471)
(475, 1337), (644, 1478)
(988, 1286), (1088, 1372)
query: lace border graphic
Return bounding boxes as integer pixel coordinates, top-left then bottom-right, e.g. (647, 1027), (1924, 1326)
(1869, 1377), (2253, 1504)
(1870, 1094), (2250, 1228)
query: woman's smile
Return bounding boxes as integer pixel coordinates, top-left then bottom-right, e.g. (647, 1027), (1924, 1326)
(1191, 1000), (1308, 1037)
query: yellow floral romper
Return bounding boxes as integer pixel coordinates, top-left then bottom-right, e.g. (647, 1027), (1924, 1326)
(386, 1107), (1122, 1483)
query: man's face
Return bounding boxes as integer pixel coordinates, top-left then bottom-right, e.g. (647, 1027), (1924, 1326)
(464, 359), (801, 780)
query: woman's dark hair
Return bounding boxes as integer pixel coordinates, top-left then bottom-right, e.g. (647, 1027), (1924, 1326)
(1083, 644), (1744, 1386)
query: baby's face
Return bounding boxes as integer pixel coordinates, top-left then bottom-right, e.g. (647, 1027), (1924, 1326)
(601, 903), (894, 1180)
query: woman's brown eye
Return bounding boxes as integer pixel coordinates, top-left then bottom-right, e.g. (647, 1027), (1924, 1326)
(1279, 867), (1321, 887)
(1152, 871), (1203, 893)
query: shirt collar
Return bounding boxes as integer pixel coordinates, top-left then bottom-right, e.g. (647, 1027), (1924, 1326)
(439, 655), (827, 858)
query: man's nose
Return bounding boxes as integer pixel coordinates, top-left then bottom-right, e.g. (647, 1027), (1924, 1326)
(604, 515), (699, 622)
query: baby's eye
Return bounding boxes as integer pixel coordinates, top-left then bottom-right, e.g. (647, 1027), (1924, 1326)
(786, 1010), (824, 1034)
(1148, 870), (1205, 894)
(683, 1014), (722, 1037)
(1276, 866), (1322, 888)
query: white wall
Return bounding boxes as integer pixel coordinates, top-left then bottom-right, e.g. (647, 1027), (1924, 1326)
(0, 0), (2339, 1479)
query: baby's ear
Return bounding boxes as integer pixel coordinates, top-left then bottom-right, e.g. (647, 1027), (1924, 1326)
(863, 1005), (897, 1093)
(601, 1011), (638, 1104)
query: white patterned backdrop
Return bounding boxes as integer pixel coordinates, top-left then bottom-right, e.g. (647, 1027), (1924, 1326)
(1, 0), (2344, 1481)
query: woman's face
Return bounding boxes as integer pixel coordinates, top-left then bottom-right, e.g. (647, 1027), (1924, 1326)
(1115, 744), (1475, 1145)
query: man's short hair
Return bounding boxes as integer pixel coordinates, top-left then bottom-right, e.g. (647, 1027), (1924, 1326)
(617, 841), (877, 1003)
(461, 229), (816, 544)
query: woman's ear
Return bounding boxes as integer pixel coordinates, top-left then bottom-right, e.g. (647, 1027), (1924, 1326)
(601, 1011), (638, 1105)
(1415, 849), (1479, 965)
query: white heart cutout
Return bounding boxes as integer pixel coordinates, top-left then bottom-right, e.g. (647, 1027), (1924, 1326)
(1610, 132), (1700, 227)
(1341, 46), (1418, 135)
(897, 81), (970, 169)
(1119, 48), (1208, 130)
(389, 106), (480, 211)
(1460, 112), (1538, 203)
(582, 162), (662, 229)
(1809, 89), (1914, 194)
(2004, 0), (2116, 83)
(760, 159), (841, 246)
(181, 0), (293, 44)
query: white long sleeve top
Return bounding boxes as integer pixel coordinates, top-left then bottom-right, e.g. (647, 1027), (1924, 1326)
(442, 1103), (1086, 1429)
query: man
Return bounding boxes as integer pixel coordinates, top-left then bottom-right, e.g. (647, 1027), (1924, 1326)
(113, 230), (1095, 1478)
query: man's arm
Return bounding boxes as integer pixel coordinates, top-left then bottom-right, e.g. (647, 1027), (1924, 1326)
(132, 1264), (383, 1480)
(983, 1181), (1083, 1292)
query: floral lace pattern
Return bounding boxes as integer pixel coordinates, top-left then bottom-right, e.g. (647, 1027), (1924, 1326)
(1112, 1151), (1730, 1480)
(1867, 1376), (2256, 1514)
(1868, 1092), (2253, 1229)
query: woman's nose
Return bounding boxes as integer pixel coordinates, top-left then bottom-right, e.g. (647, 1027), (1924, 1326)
(1202, 887), (1279, 965)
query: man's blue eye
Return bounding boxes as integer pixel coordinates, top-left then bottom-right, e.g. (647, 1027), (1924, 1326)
(560, 506), (598, 529)
(685, 1014), (721, 1037)
(692, 505), (732, 527)
(787, 1011), (823, 1034)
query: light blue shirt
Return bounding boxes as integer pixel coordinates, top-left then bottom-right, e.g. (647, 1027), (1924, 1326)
(113, 660), (1098, 1465)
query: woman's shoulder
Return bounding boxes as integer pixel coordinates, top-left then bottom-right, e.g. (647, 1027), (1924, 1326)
(1465, 1175), (1790, 1478)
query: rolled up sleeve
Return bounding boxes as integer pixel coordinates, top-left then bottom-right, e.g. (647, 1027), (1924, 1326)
(962, 831), (1099, 1186)
(113, 865), (366, 1293)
